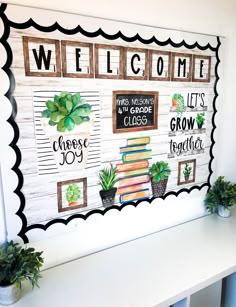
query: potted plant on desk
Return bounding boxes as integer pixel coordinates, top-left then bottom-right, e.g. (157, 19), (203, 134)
(0, 241), (44, 305)
(204, 176), (236, 218)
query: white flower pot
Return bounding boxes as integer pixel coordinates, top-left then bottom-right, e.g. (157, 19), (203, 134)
(41, 115), (94, 173)
(0, 284), (22, 305)
(218, 205), (230, 218)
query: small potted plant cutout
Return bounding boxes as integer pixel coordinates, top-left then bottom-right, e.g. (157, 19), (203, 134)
(98, 164), (118, 208)
(196, 112), (205, 129)
(183, 163), (192, 181)
(0, 241), (43, 306)
(172, 93), (185, 117)
(204, 176), (236, 218)
(149, 161), (171, 197)
(41, 92), (93, 172)
(66, 183), (81, 207)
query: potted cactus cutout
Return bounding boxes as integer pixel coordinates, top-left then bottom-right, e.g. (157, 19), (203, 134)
(41, 92), (93, 172)
(149, 161), (171, 197)
(172, 93), (185, 117)
(183, 163), (192, 181)
(196, 112), (205, 129)
(66, 183), (81, 207)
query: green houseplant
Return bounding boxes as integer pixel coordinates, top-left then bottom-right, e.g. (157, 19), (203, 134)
(41, 91), (94, 172)
(183, 163), (192, 181)
(149, 161), (171, 197)
(98, 164), (118, 208)
(66, 184), (81, 207)
(204, 176), (236, 217)
(0, 241), (44, 305)
(41, 91), (92, 133)
(196, 112), (205, 129)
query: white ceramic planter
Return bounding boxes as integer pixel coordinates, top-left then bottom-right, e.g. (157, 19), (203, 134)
(218, 205), (231, 218)
(0, 284), (22, 305)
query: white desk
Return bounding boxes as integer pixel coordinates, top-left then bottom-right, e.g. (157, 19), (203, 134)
(8, 209), (236, 307)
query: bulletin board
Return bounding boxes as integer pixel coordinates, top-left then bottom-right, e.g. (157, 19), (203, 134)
(0, 3), (220, 243)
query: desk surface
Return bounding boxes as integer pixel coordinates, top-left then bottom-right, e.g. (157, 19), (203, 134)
(7, 209), (236, 307)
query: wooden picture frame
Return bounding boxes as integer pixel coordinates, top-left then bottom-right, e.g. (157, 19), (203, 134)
(23, 36), (61, 77)
(124, 47), (149, 80)
(177, 159), (196, 186)
(112, 90), (158, 133)
(61, 40), (94, 78)
(192, 55), (211, 83)
(95, 44), (124, 79)
(171, 52), (192, 82)
(149, 50), (171, 81)
(57, 178), (87, 212)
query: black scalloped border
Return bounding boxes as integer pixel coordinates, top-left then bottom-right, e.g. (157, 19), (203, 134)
(0, 3), (220, 243)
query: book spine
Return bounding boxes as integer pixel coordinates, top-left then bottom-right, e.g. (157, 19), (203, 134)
(118, 168), (149, 178)
(117, 160), (149, 172)
(122, 150), (152, 162)
(127, 136), (150, 146)
(120, 189), (150, 203)
(119, 174), (150, 187)
(117, 184), (144, 195)
(120, 145), (146, 153)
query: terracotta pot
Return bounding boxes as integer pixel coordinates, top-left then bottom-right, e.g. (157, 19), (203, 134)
(0, 283), (22, 306)
(218, 205), (230, 218)
(100, 188), (117, 208)
(172, 99), (178, 107)
(151, 178), (168, 197)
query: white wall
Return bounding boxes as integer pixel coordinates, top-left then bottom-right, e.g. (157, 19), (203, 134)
(1, 0), (236, 263)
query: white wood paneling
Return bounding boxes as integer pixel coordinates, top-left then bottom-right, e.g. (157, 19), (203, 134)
(8, 25), (216, 225)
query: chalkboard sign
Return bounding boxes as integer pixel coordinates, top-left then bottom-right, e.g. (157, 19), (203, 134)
(112, 91), (158, 133)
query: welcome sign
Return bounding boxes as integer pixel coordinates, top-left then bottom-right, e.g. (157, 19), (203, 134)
(0, 3), (220, 242)
(22, 36), (211, 82)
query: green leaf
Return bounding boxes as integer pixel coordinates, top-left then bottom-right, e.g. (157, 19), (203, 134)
(41, 109), (51, 118)
(46, 100), (58, 112)
(66, 100), (73, 113)
(50, 111), (64, 122)
(54, 95), (60, 103)
(64, 116), (75, 131)
(60, 91), (69, 98)
(70, 114), (83, 125)
(48, 120), (57, 126)
(57, 119), (66, 132)
(58, 105), (68, 116)
(81, 116), (90, 122)
(73, 104), (92, 117)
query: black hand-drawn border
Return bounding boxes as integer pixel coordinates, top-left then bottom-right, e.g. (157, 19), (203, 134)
(0, 3), (220, 243)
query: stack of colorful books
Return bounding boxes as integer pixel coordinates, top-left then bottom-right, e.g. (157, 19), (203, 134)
(117, 136), (152, 204)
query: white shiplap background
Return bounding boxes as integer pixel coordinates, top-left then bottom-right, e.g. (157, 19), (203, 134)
(8, 25), (216, 226)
